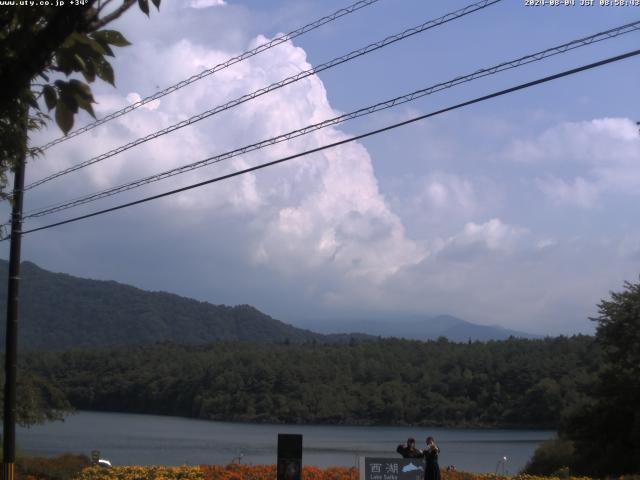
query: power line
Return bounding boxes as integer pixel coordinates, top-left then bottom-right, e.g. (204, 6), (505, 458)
(10, 48), (639, 239)
(19, 20), (640, 220)
(22, 0), (503, 193)
(35, 0), (382, 152)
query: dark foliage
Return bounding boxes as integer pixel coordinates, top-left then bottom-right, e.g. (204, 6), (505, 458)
(559, 278), (640, 476)
(0, 367), (71, 426)
(0, 1), (160, 200)
(16, 453), (90, 480)
(24, 336), (599, 429)
(524, 277), (640, 476)
(0, 260), (341, 350)
(522, 438), (576, 475)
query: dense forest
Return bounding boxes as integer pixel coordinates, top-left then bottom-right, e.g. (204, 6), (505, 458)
(24, 335), (598, 429)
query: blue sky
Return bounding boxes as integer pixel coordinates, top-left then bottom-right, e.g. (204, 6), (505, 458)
(2, 0), (639, 335)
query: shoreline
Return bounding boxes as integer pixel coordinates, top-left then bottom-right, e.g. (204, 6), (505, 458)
(65, 408), (559, 432)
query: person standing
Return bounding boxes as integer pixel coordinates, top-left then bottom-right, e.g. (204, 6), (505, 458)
(423, 437), (441, 480)
(396, 437), (422, 458)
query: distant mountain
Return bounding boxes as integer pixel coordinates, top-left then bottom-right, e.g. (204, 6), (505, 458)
(0, 260), (368, 351)
(297, 314), (541, 342)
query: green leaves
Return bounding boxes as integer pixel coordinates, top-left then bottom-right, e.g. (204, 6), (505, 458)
(138, 0), (150, 16)
(55, 29), (124, 84)
(49, 79), (97, 134)
(67, 31), (108, 56)
(42, 85), (57, 111)
(68, 79), (96, 118)
(94, 57), (115, 86)
(1, 0), (163, 200)
(92, 30), (131, 48)
(54, 100), (74, 135)
(45, 26), (135, 134)
(138, 0), (161, 16)
(20, 3), (159, 138)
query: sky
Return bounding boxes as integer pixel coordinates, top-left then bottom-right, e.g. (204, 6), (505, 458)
(2, 0), (639, 335)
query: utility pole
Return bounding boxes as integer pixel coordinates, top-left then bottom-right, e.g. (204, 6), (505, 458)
(2, 144), (27, 480)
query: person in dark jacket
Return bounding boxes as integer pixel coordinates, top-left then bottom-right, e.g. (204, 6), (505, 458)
(396, 437), (422, 458)
(423, 436), (441, 480)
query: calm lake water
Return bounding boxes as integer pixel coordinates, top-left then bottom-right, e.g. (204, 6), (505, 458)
(17, 411), (554, 474)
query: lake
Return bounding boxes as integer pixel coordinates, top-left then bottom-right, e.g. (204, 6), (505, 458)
(17, 411), (554, 473)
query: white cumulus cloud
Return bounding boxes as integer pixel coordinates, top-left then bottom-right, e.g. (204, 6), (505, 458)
(188, 0), (226, 9)
(505, 118), (640, 207)
(434, 218), (527, 261)
(535, 175), (601, 209)
(24, 34), (424, 301)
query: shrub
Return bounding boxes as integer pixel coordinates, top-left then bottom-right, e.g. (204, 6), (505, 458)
(16, 453), (90, 480)
(522, 438), (576, 476)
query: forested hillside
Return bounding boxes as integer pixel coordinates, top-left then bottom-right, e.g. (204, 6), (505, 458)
(0, 260), (352, 349)
(25, 335), (599, 428)
(0, 260), (539, 349)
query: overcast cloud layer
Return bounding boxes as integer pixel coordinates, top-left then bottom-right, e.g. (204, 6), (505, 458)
(2, 1), (639, 336)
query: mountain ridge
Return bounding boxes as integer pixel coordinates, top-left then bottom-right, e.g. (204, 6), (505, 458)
(0, 260), (332, 350)
(0, 259), (538, 350)
(297, 313), (540, 342)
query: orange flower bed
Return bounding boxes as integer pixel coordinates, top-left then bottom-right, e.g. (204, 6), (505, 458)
(70, 464), (610, 480)
(74, 464), (203, 480)
(199, 465), (358, 480)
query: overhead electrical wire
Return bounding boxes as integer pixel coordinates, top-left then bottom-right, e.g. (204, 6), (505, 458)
(22, 0), (503, 193)
(19, 20), (640, 221)
(35, 0), (383, 152)
(8, 48), (639, 239)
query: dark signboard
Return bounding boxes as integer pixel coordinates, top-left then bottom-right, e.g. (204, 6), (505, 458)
(361, 457), (425, 480)
(277, 434), (302, 480)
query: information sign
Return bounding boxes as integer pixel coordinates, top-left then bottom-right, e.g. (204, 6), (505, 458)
(359, 457), (425, 480)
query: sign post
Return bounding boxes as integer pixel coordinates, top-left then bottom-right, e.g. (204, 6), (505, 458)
(277, 434), (302, 480)
(359, 457), (425, 480)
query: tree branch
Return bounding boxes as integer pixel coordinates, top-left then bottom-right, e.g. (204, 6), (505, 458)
(88, 0), (136, 32)
(97, 0), (116, 15)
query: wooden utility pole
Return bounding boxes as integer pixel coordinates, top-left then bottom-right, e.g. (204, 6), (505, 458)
(2, 148), (26, 480)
